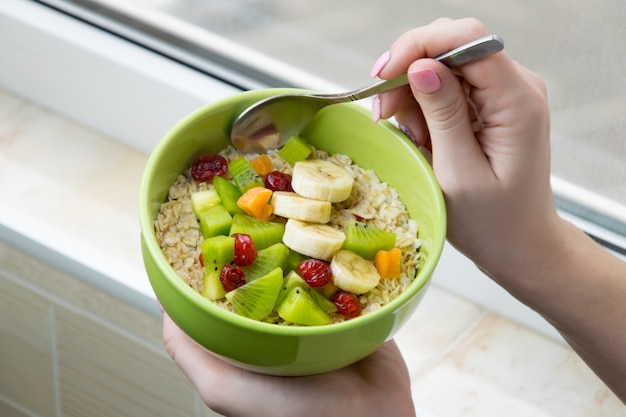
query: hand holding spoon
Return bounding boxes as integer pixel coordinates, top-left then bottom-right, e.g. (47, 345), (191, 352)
(230, 35), (504, 153)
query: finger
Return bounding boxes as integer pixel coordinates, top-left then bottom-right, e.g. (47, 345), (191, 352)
(394, 98), (428, 146)
(406, 59), (491, 185)
(375, 85), (411, 121)
(374, 18), (491, 124)
(162, 313), (241, 414)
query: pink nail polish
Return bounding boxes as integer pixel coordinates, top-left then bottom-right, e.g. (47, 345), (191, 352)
(371, 95), (381, 123)
(398, 123), (416, 144)
(408, 68), (441, 94)
(370, 50), (390, 78)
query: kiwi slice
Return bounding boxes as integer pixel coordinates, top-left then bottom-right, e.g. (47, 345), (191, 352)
(197, 204), (233, 238)
(225, 267), (283, 321)
(229, 156), (264, 193)
(310, 288), (338, 314)
(213, 176), (244, 216)
(200, 235), (235, 300)
(284, 250), (309, 274)
(241, 242), (289, 282)
(341, 219), (396, 260)
(191, 189), (221, 216)
(277, 286), (332, 326)
(274, 270), (307, 309)
(277, 135), (312, 166)
(229, 213), (285, 250)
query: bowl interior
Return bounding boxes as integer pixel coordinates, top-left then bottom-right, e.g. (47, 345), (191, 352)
(140, 89), (446, 337)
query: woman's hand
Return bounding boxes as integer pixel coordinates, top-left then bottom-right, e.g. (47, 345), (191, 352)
(372, 18), (560, 286)
(163, 313), (416, 417)
(373, 18), (626, 402)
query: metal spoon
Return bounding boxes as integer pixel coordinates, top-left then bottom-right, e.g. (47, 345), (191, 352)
(230, 35), (504, 153)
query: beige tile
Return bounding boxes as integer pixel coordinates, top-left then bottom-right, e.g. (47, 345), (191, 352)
(394, 285), (485, 376)
(0, 271), (56, 417)
(55, 305), (196, 417)
(411, 314), (624, 416)
(0, 241), (163, 348)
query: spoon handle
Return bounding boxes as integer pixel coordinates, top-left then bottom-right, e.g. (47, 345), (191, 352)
(343, 34), (504, 101)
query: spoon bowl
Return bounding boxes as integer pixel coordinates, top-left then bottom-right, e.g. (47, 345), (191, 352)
(231, 35), (504, 153)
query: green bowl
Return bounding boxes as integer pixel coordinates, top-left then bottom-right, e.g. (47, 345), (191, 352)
(139, 89), (446, 376)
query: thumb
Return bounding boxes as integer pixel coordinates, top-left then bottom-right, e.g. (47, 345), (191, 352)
(407, 60), (488, 184)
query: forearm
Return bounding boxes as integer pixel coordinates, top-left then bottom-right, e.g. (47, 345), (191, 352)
(485, 217), (626, 402)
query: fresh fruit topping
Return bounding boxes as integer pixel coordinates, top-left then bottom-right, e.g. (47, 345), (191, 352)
(282, 219), (346, 261)
(277, 135), (313, 166)
(229, 213), (285, 250)
(297, 259), (332, 288)
(342, 219), (396, 260)
(241, 242), (289, 282)
(203, 272), (227, 300)
(330, 250), (381, 294)
(271, 191), (331, 223)
(197, 204), (233, 238)
(374, 247), (402, 279)
(332, 291), (362, 319)
(191, 154), (228, 182)
(191, 189), (221, 216)
(202, 235), (235, 274)
(220, 265), (247, 292)
(310, 288), (338, 314)
(225, 267), (283, 321)
(249, 154), (273, 176)
(315, 281), (339, 299)
(275, 270), (308, 309)
(291, 160), (354, 203)
(236, 187), (273, 220)
(229, 156), (264, 193)
(213, 176), (244, 216)
(284, 250), (309, 274)
(200, 235), (235, 300)
(232, 233), (257, 267)
(276, 286), (332, 326)
(264, 171), (294, 192)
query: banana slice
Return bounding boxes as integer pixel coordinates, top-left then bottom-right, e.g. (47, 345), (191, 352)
(291, 160), (354, 203)
(283, 219), (345, 261)
(330, 250), (381, 294)
(271, 191), (332, 223)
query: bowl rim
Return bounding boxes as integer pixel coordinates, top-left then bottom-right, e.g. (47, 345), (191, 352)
(139, 89), (447, 337)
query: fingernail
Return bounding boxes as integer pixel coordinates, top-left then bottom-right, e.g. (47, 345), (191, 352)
(371, 95), (381, 123)
(408, 68), (441, 94)
(370, 50), (390, 78)
(398, 123), (416, 144)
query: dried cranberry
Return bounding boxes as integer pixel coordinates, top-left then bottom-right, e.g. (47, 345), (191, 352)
(232, 233), (257, 267)
(264, 171), (293, 192)
(297, 259), (332, 288)
(191, 154), (228, 182)
(332, 292), (362, 319)
(220, 265), (246, 292)
(198, 252), (204, 267)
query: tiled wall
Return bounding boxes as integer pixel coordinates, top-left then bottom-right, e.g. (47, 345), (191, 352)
(0, 240), (222, 417)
